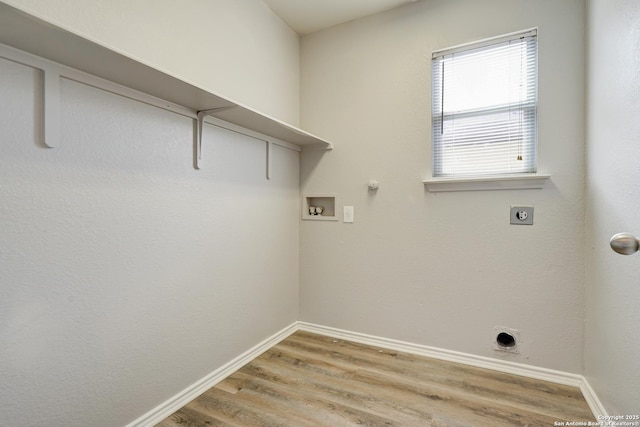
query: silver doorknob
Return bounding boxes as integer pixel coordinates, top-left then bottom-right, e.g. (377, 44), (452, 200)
(610, 232), (640, 255)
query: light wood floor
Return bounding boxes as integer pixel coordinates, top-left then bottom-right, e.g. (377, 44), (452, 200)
(157, 331), (594, 426)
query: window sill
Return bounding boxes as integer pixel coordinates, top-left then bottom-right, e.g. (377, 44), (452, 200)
(423, 174), (551, 192)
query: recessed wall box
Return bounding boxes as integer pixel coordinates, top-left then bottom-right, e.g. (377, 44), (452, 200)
(302, 194), (338, 221)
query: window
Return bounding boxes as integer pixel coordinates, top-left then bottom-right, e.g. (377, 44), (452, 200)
(431, 29), (537, 178)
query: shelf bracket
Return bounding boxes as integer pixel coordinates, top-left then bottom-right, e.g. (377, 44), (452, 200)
(266, 141), (272, 180)
(42, 66), (61, 148)
(0, 45), (60, 148)
(195, 106), (236, 169)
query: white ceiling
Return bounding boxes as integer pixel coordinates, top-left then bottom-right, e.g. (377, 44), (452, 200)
(262, 0), (420, 35)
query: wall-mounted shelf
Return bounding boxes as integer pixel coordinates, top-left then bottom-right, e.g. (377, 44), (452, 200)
(0, 2), (332, 169)
(302, 194), (339, 221)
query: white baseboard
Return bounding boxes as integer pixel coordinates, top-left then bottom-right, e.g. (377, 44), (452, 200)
(127, 321), (608, 426)
(298, 322), (609, 419)
(579, 376), (609, 419)
(125, 322), (298, 427)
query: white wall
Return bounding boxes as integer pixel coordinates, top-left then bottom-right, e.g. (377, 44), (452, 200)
(585, 0), (640, 414)
(300, 0), (586, 373)
(0, 5), (301, 427)
(3, 0), (301, 125)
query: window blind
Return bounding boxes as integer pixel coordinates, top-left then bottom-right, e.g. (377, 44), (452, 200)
(432, 30), (537, 177)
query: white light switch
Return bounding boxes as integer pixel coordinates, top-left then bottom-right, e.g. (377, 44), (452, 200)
(343, 206), (354, 223)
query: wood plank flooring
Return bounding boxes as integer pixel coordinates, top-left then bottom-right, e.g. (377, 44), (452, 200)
(157, 331), (594, 426)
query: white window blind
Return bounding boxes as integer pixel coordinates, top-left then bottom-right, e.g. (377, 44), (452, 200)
(432, 29), (537, 177)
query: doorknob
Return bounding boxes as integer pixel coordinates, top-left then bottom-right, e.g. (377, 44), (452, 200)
(610, 232), (640, 255)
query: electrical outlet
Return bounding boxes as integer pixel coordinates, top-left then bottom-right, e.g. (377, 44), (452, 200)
(510, 206), (534, 225)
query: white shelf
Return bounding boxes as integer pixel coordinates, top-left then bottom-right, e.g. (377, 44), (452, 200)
(0, 2), (332, 151)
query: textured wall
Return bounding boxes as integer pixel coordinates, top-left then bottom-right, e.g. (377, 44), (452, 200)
(300, 0), (586, 373)
(0, 60), (300, 426)
(2, 0), (301, 125)
(585, 0), (640, 414)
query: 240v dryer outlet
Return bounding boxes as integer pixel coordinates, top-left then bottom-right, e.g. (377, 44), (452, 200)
(510, 206), (534, 225)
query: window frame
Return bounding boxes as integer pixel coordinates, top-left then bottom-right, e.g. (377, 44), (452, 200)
(424, 29), (549, 191)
